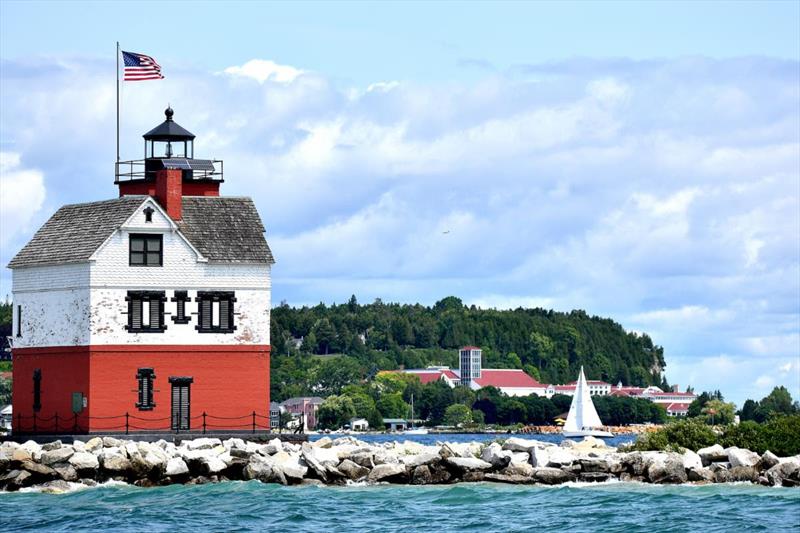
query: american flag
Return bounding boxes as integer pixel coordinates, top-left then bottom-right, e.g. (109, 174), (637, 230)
(122, 50), (164, 81)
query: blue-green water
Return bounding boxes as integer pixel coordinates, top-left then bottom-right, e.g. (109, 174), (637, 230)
(309, 432), (637, 447)
(2, 481), (798, 532)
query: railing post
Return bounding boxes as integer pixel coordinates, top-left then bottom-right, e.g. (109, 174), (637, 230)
(202, 412), (207, 434)
(125, 412), (129, 435)
(73, 413), (78, 433)
(252, 411), (256, 434)
(54, 412), (59, 433)
(17, 412), (21, 433)
(33, 412), (37, 434)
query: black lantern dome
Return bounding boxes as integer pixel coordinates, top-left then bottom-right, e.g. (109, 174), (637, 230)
(143, 107), (196, 159)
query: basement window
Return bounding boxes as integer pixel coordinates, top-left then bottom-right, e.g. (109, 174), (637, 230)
(126, 291), (167, 333)
(136, 368), (156, 410)
(129, 234), (163, 267)
(196, 291), (236, 333)
(171, 291), (191, 324)
(33, 369), (42, 412)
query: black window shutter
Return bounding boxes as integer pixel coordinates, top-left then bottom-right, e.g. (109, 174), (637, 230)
(131, 298), (142, 329)
(201, 299), (212, 329)
(219, 298), (230, 330)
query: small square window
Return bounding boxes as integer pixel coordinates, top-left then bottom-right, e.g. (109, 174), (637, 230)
(130, 234), (163, 266)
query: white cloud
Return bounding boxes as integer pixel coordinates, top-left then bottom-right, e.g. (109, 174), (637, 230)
(223, 59), (304, 84)
(1, 56), (798, 406)
(0, 152), (46, 247)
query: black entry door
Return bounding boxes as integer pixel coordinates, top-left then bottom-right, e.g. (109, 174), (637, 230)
(169, 377), (193, 430)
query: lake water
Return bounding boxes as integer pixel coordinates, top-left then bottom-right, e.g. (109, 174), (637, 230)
(2, 481), (798, 532)
(309, 431), (638, 448)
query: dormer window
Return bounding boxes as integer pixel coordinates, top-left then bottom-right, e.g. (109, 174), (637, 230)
(144, 206), (154, 223)
(130, 234), (163, 266)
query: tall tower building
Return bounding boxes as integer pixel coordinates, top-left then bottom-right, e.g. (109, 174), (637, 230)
(459, 346), (482, 386)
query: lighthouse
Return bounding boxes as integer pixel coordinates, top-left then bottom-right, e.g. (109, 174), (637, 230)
(8, 108), (274, 434)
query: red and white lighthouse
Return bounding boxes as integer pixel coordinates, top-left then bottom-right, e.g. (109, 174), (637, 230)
(8, 108), (274, 434)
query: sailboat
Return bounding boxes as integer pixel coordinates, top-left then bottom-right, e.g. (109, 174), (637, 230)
(403, 394), (429, 435)
(562, 366), (614, 438)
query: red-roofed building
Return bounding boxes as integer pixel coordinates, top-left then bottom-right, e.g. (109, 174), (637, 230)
(665, 402), (691, 417)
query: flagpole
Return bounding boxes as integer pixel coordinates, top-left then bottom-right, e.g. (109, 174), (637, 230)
(116, 42), (120, 163)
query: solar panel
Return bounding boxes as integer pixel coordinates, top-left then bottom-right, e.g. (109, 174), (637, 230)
(187, 159), (216, 171)
(160, 158), (192, 170)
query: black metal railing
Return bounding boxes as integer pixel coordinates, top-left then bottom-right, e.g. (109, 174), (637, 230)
(13, 409), (277, 435)
(114, 159), (224, 183)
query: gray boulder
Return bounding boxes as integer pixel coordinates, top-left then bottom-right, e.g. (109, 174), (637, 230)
(533, 467), (577, 485)
(579, 472), (614, 482)
(502, 462), (534, 478)
(687, 467), (714, 482)
(758, 451), (780, 470)
(481, 443), (512, 468)
(502, 437), (546, 453)
(445, 457), (493, 473)
(165, 457), (190, 477)
(647, 454), (687, 484)
(100, 448), (132, 472)
(368, 463), (407, 483)
(545, 448), (575, 468)
(40, 447), (74, 466)
(185, 438), (223, 451)
(102, 437), (124, 448)
(41, 440), (63, 451)
(681, 449), (703, 471)
(411, 465), (433, 485)
(697, 444), (727, 466)
(402, 453), (440, 469)
(727, 447), (760, 468)
(530, 447), (550, 467)
(766, 460), (800, 487)
(728, 466), (758, 482)
(485, 473), (532, 484)
(53, 463), (78, 482)
(579, 458), (609, 473)
(338, 459), (370, 481)
(69, 452), (100, 471)
(3, 469), (33, 490)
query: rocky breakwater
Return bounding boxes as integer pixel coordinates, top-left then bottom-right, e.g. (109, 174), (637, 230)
(1, 436), (798, 492)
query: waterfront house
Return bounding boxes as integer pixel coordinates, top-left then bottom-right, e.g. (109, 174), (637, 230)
(348, 417), (369, 431)
(383, 418), (407, 431)
(8, 108), (274, 434)
(280, 397), (323, 431)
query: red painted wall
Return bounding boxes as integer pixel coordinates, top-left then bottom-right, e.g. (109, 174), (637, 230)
(12, 345), (270, 433)
(118, 180), (219, 198)
(12, 347), (91, 433)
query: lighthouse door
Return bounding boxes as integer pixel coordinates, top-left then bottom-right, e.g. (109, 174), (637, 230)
(169, 377), (193, 431)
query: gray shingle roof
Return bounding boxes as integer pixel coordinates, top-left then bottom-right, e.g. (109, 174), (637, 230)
(7, 196), (148, 268)
(8, 195), (274, 268)
(178, 197), (274, 264)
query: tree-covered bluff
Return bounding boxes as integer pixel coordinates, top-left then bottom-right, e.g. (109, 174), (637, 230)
(270, 296), (668, 402)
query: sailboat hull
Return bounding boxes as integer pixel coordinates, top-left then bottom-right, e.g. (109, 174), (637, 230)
(562, 430), (614, 438)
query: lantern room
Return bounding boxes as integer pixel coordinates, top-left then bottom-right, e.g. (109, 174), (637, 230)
(143, 106), (195, 159)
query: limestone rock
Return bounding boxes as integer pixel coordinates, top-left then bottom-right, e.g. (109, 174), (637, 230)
(338, 459), (370, 481)
(502, 461), (534, 478)
(697, 444), (727, 466)
(411, 465), (433, 485)
(647, 454), (687, 484)
(41, 447), (75, 466)
(545, 448), (575, 468)
(502, 437), (545, 453)
(12, 447), (32, 462)
(40, 480), (74, 493)
(166, 457), (190, 477)
(533, 467), (577, 485)
(462, 471), (485, 482)
(85, 437), (103, 452)
(2, 469), (32, 490)
(687, 467), (714, 483)
(579, 458), (609, 473)
(53, 464), (78, 482)
(444, 457), (493, 473)
(271, 451), (308, 481)
(728, 466), (758, 482)
(758, 450), (780, 470)
(69, 452), (100, 471)
(681, 449), (703, 471)
(368, 463), (407, 483)
(530, 447), (550, 467)
(185, 438), (223, 451)
(727, 447), (760, 468)
(402, 453), (440, 468)
(100, 449), (132, 472)
(22, 460), (57, 478)
(41, 440), (63, 452)
(766, 460), (800, 487)
(485, 473), (532, 484)
(481, 443), (512, 468)
(313, 437), (333, 449)
(102, 437), (124, 448)
(579, 472), (614, 482)
(243, 454), (274, 482)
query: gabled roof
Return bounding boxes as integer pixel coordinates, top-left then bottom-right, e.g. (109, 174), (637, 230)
(8, 195), (274, 268)
(404, 370), (447, 385)
(178, 197), (274, 264)
(473, 369), (545, 389)
(8, 196), (148, 268)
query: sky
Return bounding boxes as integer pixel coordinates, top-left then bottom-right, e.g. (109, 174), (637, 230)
(1, 1), (798, 406)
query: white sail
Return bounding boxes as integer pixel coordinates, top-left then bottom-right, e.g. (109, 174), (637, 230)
(563, 366), (604, 432)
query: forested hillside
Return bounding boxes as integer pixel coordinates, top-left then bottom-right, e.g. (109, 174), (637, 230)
(270, 296), (668, 402)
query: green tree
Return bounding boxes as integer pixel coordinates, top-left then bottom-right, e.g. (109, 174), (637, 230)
(376, 392), (410, 419)
(316, 395), (356, 430)
(758, 386), (797, 419)
(444, 404), (473, 427)
(313, 357), (362, 396)
(471, 409), (485, 425)
(702, 399), (735, 425)
(0, 376), (10, 406)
